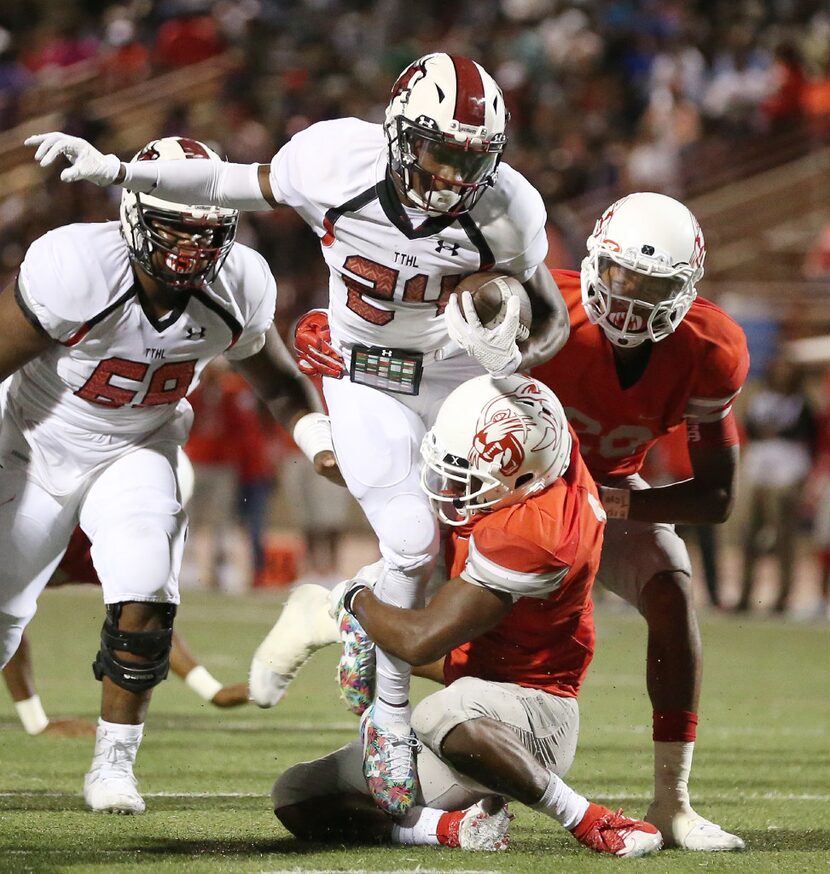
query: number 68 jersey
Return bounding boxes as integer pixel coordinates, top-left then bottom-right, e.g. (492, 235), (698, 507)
(6, 221), (275, 494)
(268, 117), (548, 355)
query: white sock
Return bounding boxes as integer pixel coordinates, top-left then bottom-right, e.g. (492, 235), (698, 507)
(530, 770), (590, 831)
(372, 696), (411, 730)
(653, 741), (694, 810)
(375, 648), (412, 707)
(391, 806), (443, 845)
(372, 563), (426, 715)
(93, 719), (143, 764)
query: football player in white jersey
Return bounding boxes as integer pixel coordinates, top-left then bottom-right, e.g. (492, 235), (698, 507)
(26, 52), (570, 816)
(2, 136), (325, 814)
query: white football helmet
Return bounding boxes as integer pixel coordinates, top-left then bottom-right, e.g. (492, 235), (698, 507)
(581, 192), (706, 347)
(120, 137), (238, 289)
(421, 374), (572, 526)
(385, 53), (508, 216)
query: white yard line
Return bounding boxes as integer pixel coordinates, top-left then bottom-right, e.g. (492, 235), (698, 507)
(2, 790), (829, 802)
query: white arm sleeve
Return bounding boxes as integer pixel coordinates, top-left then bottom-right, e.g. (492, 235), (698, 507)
(121, 160), (274, 211)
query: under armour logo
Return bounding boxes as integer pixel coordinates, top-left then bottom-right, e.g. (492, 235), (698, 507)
(186, 327), (206, 340)
(435, 240), (460, 256)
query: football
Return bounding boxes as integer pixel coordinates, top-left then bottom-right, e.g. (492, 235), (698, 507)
(452, 272), (532, 342)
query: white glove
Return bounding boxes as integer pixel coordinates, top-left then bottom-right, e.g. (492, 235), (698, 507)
(25, 132), (122, 186)
(445, 291), (523, 378)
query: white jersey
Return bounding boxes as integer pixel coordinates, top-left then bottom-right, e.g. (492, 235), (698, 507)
(269, 118), (548, 355)
(9, 221), (275, 493)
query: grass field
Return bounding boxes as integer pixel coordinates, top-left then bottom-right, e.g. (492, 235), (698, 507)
(1, 587), (828, 874)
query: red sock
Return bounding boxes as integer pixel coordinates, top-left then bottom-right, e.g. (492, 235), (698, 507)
(436, 810), (464, 847)
(653, 710), (698, 743)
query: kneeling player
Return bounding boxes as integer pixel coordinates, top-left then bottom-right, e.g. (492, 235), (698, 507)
(272, 375), (661, 858)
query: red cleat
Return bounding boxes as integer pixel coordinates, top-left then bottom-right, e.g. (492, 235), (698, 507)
(571, 803), (662, 857)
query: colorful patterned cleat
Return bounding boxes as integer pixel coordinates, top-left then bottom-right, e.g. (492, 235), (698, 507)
(361, 707), (421, 817)
(336, 598), (376, 716)
(571, 803), (662, 857)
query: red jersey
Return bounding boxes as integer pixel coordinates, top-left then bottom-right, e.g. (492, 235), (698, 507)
(443, 435), (604, 698)
(532, 270), (749, 480)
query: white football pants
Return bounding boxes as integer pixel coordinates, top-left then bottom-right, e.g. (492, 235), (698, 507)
(0, 438), (188, 668)
(323, 352), (485, 709)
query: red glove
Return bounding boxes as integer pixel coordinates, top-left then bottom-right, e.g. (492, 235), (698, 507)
(293, 309), (345, 379)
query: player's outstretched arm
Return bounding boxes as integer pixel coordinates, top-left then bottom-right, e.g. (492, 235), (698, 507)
(346, 576), (512, 666)
(602, 418), (740, 525)
(25, 132), (277, 210)
(518, 267), (570, 369)
(231, 325), (343, 485)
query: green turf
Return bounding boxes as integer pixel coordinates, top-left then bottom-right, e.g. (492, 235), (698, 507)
(1, 588), (828, 873)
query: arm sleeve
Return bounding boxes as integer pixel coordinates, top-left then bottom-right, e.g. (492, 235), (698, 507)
(461, 528), (569, 601)
(123, 159), (274, 211)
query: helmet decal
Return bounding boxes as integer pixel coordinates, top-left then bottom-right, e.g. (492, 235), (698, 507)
(390, 59), (427, 101)
(472, 408), (527, 477)
(136, 144), (160, 162)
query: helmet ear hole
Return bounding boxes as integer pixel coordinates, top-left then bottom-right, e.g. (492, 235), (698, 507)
(515, 473), (534, 489)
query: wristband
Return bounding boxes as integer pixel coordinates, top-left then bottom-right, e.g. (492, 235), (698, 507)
(343, 583), (368, 617)
(184, 666), (224, 702)
(601, 486), (631, 519)
(15, 695), (49, 735)
(293, 413), (334, 463)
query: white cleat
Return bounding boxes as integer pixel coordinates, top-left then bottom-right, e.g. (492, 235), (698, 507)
(84, 766), (145, 814)
(249, 583), (339, 707)
(645, 803), (745, 851)
(458, 801), (511, 851)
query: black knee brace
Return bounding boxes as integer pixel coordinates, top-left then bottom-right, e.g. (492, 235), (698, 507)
(92, 602), (177, 693)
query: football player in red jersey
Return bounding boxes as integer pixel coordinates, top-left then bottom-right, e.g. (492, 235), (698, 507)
(271, 374), (661, 858)
(284, 191), (748, 851)
(531, 192), (748, 851)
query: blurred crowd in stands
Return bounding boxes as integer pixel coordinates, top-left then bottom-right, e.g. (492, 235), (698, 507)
(4, 1), (830, 308)
(2, 0), (830, 614)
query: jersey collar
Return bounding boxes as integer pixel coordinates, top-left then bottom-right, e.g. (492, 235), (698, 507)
(378, 170), (458, 240)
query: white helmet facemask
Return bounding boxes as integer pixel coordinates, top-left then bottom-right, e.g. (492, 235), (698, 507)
(581, 192), (705, 348)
